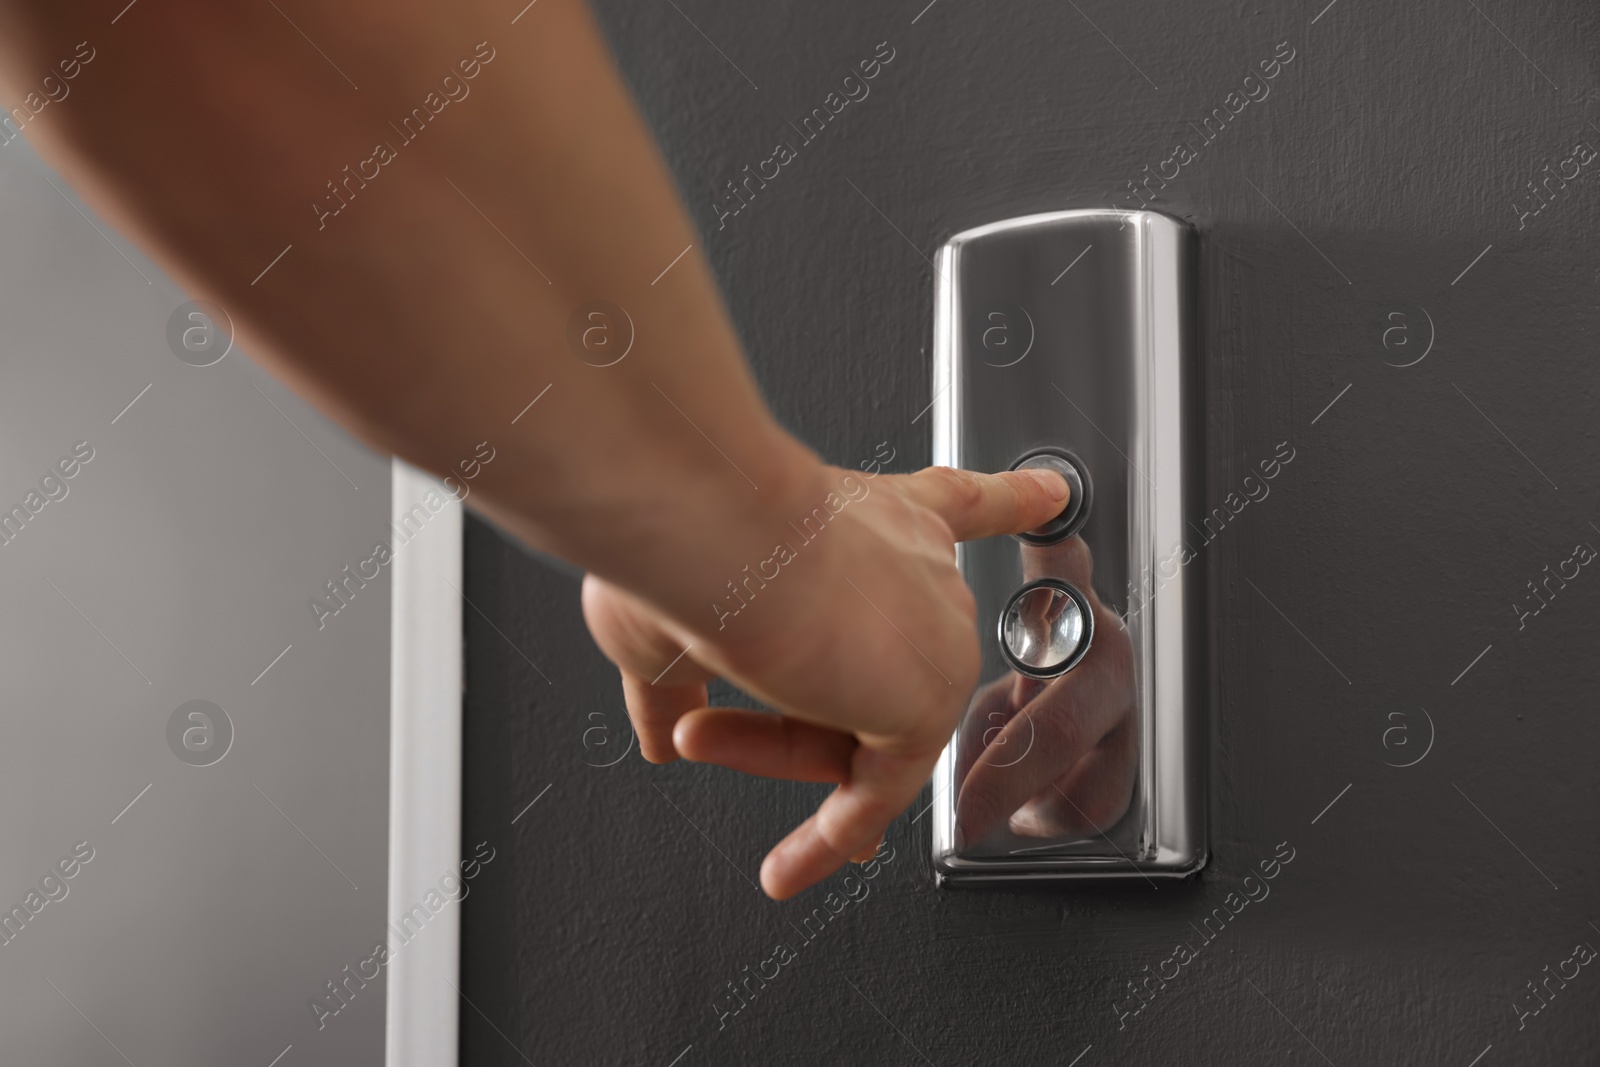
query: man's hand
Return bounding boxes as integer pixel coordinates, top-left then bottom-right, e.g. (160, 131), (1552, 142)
(582, 462), (1068, 899)
(0, 0), (1070, 902)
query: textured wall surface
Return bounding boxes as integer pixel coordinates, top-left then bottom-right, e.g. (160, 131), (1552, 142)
(464, 1), (1600, 1063)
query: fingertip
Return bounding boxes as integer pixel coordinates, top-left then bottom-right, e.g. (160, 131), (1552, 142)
(759, 848), (801, 900)
(639, 732), (681, 764)
(668, 706), (763, 765)
(670, 708), (733, 765)
(760, 819), (849, 900)
(641, 748), (680, 766)
(670, 712), (701, 757)
(1019, 467), (1070, 503)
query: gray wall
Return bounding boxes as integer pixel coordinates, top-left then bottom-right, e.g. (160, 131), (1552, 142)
(464, 0), (1600, 1063)
(0, 140), (391, 1063)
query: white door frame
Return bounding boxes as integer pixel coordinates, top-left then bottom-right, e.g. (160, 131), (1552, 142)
(386, 460), (464, 1066)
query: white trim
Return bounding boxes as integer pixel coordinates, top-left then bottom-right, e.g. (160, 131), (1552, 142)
(386, 460), (464, 1066)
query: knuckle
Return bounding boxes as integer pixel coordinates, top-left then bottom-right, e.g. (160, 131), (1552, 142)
(815, 803), (880, 858)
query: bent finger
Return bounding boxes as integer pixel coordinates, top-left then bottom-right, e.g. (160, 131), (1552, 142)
(674, 708), (857, 783)
(622, 672), (708, 764)
(758, 742), (936, 899)
(581, 574), (718, 687)
(896, 466), (1068, 543)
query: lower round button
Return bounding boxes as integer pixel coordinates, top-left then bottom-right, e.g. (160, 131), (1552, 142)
(998, 578), (1095, 679)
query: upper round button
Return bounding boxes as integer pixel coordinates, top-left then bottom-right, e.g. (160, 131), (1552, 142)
(1010, 447), (1092, 545)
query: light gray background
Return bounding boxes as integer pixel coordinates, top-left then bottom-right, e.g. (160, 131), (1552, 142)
(0, 137), (390, 1063)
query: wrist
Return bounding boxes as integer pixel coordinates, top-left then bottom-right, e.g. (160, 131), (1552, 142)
(655, 439), (883, 657)
(651, 427), (836, 634)
(532, 416), (834, 634)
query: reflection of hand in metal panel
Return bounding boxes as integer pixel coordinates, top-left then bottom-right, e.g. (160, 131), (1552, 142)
(953, 536), (1138, 847)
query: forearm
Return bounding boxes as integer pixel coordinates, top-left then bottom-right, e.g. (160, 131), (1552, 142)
(0, 0), (821, 624)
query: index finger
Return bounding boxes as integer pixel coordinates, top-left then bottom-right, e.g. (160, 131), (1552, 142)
(896, 466), (1069, 542)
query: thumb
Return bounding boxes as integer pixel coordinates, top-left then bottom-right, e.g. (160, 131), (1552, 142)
(896, 466), (1068, 542)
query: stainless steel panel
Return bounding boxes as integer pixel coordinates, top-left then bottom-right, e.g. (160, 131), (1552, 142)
(930, 209), (1205, 884)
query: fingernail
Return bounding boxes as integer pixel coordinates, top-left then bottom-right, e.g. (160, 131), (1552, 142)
(1024, 468), (1069, 500)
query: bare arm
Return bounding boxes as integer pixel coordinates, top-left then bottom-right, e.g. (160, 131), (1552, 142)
(0, 0), (1066, 897)
(0, 0), (814, 607)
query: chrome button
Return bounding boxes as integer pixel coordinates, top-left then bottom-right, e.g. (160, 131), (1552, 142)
(998, 578), (1095, 679)
(1011, 448), (1092, 545)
